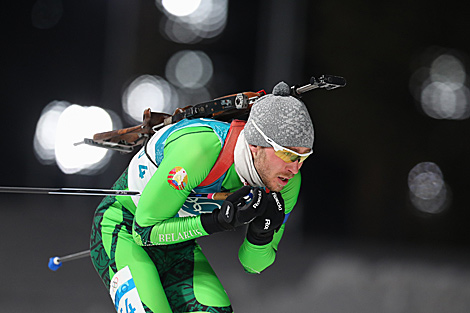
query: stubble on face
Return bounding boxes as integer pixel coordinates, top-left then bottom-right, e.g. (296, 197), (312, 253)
(252, 147), (286, 192)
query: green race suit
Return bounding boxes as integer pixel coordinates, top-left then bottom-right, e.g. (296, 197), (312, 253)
(90, 118), (301, 313)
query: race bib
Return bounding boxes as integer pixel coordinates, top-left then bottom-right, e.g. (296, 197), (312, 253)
(109, 266), (145, 313)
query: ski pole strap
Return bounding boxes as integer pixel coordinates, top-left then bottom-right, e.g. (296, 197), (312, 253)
(199, 119), (246, 187)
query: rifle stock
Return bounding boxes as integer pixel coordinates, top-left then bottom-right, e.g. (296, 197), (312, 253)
(90, 109), (171, 150)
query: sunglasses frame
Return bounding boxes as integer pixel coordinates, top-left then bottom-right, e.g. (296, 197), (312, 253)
(251, 120), (313, 163)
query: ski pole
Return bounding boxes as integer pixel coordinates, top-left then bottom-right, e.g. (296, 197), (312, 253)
(0, 186), (140, 196)
(48, 249), (91, 271)
(0, 186), (231, 200)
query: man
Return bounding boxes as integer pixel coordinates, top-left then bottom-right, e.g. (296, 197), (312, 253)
(90, 81), (315, 312)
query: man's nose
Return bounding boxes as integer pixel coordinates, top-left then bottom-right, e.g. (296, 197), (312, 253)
(286, 160), (302, 174)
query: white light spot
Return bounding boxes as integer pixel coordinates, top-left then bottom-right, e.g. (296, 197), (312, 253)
(408, 162), (450, 214)
(176, 87), (212, 108)
(410, 49), (470, 120)
(55, 105), (113, 174)
(165, 50), (213, 89)
(430, 54), (466, 87)
(420, 82), (470, 120)
(161, 0), (201, 17)
(34, 100), (69, 164)
(122, 75), (178, 123)
(409, 172), (444, 200)
(157, 0), (228, 43)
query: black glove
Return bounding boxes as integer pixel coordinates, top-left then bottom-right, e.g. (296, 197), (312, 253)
(246, 191), (285, 245)
(201, 186), (267, 234)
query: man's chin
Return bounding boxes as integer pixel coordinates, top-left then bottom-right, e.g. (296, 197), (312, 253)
(260, 175), (286, 192)
(265, 182), (284, 192)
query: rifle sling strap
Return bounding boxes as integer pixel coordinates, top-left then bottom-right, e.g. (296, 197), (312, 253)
(199, 119), (246, 187)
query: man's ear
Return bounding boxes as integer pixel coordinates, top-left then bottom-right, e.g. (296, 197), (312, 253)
(248, 144), (260, 157)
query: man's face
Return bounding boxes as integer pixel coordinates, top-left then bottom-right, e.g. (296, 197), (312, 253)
(250, 145), (310, 192)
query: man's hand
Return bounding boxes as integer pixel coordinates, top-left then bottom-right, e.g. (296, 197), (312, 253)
(246, 191), (285, 245)
(201, 186), (267, 234)
(219, 186), (266, 227)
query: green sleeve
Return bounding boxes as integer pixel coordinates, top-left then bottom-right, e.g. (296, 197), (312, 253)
(132, 127), (222, 246)
(238, 172), (301, 273)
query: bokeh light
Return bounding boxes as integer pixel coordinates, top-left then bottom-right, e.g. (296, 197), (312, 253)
(34, 100), (69, 164)
(165, 50), (213, 89)
(122, 75), (178, 123)
(34, 102), (120, 175)
(161, 0), (201, 17)
(410, 49), (470, 120)
(408, 162), (450, 214)
(54, 105), (114, 174)
(156, 0), (228, 44)
(176, 87), (212, 108)
(420, 81), (470, 119)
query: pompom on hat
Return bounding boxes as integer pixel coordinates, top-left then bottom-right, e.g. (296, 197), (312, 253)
(244, 81), (314, 149)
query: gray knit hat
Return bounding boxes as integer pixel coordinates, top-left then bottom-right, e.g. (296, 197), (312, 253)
(245, 81), (314, 149)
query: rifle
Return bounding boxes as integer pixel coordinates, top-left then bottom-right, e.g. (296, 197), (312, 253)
(77, 74), (346, 153)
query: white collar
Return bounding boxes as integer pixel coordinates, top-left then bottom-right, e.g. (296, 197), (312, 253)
(233, 130), (265, 187)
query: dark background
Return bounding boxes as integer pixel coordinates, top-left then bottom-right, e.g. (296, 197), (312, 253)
(1, 1), (470, 312)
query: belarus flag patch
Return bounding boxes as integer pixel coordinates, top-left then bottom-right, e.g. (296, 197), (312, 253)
(167, 166), (188, 190)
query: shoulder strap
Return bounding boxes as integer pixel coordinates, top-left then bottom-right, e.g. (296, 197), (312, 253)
(199, 119), (246, 187)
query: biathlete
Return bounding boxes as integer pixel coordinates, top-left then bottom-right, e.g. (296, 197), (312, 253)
(89, 81), (315, 312)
